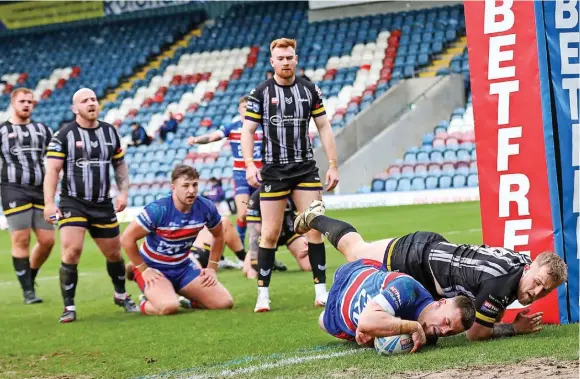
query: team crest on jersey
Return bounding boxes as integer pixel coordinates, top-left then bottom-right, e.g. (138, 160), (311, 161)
(63, 212), (72, 219)
(90, 141), (99, 148)
(285, 97), (293, 105)
(9, 202), (16, 208)
(264, 185), (271, 193)
(22, 131), (29, 137)
(247, 101), (260, 113)
(271, 98), (279, 104)
(75, 141), (83, 148)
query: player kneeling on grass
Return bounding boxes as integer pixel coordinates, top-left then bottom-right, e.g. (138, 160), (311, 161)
(120, 165), (233, 315)
(297, 201), (568, 341)
(320, 259), (475, 352)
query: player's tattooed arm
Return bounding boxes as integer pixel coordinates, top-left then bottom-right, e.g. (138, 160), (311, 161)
(492, 323), (516, 338)
(113, 160), (130, 195)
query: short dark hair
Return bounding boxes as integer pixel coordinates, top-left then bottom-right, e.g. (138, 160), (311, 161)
(171, 165), (199, 182)
(454, 295), (476, 330)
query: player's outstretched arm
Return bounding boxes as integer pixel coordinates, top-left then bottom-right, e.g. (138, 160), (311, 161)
(358, 301), (426, 352)
(241, 119), (261, 187)
(188, 131), (223, 145)
(466, 322), (494, 341)
(120, 222), (164, 286)
(43, 158), (64, 222)
(313, 115), (339, 191)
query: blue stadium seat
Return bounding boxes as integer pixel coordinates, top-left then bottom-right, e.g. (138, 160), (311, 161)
(397, 178), (411, 192)
(385, 178), (398, 192)
(439, 175), (452, 189)
(467, 174), (479, 187)
(425, 176), (439, 189)
(411, 177), (426, 191)
(371, 179), (386, 192)
(452, 174), (467, 188)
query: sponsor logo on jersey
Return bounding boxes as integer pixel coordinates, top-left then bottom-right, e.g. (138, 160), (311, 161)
(247, 101), (260, 113)
(75, 158), (110, 168)
(75, 141), (83, 148)
(10, 146), (43, 155)
(482, 301), (500, 313)
(48, 141), (62, 151)
(8, 132), (16, 139)
(388, 286), (401, 307)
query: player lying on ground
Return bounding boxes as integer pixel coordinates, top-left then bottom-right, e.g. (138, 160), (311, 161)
(120, 165), (233, 315)
(320, 259), (475, 351)
(296, 201), (568, 341)
(244, 188), (311, 279)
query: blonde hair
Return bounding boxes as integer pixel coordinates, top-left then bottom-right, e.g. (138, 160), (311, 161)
(270, 38), (297, 53)
(11, 87), (34, 101)
(535, 252), (567, 284)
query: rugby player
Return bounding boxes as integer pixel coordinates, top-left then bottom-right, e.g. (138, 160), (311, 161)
(44, 88), (138, 323)
(1, 88), (55, 304)
(321, 259), (475, 350)
(189, 96), (260, 250)
(120, 165), (233, 315)
(296, 201), (568, 341)
(241, 38), (339, 312)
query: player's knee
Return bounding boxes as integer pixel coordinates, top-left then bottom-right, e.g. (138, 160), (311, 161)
(159, 301), (180, 315)
(37, 233), (55, 250)
(206, 291), (234, 310)
(306, 229), (324, 244)
(260, 231), (279, 247)
(12, 232), (31, 249)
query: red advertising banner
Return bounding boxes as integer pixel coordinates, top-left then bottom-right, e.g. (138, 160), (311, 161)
(464, 0), (560, 323)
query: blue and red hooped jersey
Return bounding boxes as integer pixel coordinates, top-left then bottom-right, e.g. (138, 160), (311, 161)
(218, 118), (263, 171)
(324, 259), (434, 340)
(136, 196), (221, 267)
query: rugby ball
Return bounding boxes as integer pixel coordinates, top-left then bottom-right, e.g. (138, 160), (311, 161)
(374, 334), (413, 356)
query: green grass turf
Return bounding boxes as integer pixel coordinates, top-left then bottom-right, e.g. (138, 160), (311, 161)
(0, 201), (577, 379)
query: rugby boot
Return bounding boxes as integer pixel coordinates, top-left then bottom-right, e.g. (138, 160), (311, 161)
(23, 290), (43, 305)
(294, 200), (326, 235)
(114, 295), (140, 313)
(273, 259), (288, 272)
(58, 309), (76, 323)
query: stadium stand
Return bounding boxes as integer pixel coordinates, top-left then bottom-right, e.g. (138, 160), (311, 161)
(367, 92), (476, 194)
(0, 1), (469, 205)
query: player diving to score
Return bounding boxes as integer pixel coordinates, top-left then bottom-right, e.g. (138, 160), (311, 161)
(296, 201), (568, 341)
(120, 165), (233, 315)
(321, 258), (475, 351)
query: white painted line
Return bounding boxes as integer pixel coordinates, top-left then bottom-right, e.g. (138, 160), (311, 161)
(177, 349), (364, 379)
(0, 272), (99, 287)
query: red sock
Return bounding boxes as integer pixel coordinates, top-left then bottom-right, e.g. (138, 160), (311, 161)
(237, 218), (247, 228)
(140, 300), (148, 315)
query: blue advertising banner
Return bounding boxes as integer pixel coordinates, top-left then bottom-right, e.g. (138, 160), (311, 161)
(541, 0), (579, 323)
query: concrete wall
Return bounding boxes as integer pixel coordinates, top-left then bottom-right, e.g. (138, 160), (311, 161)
(314, 74), (465, 194)
(308, 1), (462, 22)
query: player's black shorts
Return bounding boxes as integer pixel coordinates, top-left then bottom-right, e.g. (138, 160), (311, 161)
(260, 161), (323, 201)
(277, 211), (301, 247)
(58, 196), (119, 238)
(1, 183), (45, 217)
(384, 231), (447, 296)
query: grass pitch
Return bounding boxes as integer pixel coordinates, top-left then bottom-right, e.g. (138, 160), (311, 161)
(0, 201), (577, 378)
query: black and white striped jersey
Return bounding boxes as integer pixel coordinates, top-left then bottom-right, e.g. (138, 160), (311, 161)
(245, 77), (326, 165)
(46, 121), (124, 204)
(0, 121), (53, 187)
(428, 242), (532, 327)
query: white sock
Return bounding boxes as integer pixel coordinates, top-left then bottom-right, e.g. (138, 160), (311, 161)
(258, 287), (270, 299)
(115, 292), (127, 300)
(314, 283), (327, 298)
(65, 305), (76, 312)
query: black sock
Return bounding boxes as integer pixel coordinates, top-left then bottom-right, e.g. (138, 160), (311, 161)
(310, 216), (357, 249)
(234, 249), (246, 261)
(60, 262), (78, 307)
(30, 268), (39, 284)
(13, 257), (33, 292)
(257, 247), (276, 287)
(308, 242), (326, 284)
(106, 260), (127, 294)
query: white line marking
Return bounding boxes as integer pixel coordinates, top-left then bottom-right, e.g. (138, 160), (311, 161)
(0, 272), (98, 287)
(173, 349), (364, 379)
(443, 228), (482, 235)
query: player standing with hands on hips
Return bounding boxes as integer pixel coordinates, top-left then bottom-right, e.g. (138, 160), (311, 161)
(241, 38), (340, 312)
(44, 88), (139, 323)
